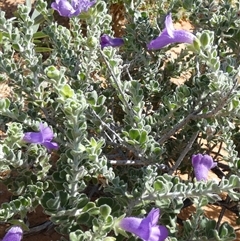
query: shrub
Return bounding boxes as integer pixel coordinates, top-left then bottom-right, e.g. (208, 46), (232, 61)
(0, 0), (240, 240)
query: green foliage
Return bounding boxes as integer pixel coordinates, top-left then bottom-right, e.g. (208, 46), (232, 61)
(0, 0), (240, 240)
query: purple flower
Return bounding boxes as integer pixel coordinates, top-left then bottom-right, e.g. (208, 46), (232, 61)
(51, 0), (96, 17)
(192, 154), (217, 181)
(100, 34), (124, 49)
(119, 208), (168, 241)
(23, 123), (59, 151)
(2, 226), (23, 241)
(147, 13), (196, 50)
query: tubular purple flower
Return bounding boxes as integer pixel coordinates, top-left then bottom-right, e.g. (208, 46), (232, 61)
(51, 0), (96, 17)
(119, 208), (168, 241)
(100, 34), (124, 49)
(2, 226), (23, 241)
(192, 154), (217, 181)
(147, 13), (196, 50)
(23, 123), (59, 151)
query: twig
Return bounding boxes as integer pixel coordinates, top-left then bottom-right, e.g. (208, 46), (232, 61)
(213, 141), (223, 160)
(168, 131), (199, 175)
(91, 109), (145, 161)
(159, 77), (238, 145)
(194, 76), (238, 119)
(108, 160), (169, 172)
(24, 221), (53, 236)
(99, 50), (137, 116)
(216, 195), (231, 230)
(159, 112), (195, 145)
(90, 109), (124, 143)
(109, 160), (145, 165)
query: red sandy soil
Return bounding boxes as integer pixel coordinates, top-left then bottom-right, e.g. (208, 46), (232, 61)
(0, 0), (29, 18)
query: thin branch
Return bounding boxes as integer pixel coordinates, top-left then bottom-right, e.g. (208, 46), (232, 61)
(109, 160), (145, 165)
(90, 109), (124, 143)
(99, 50), (136, 116)
(216, 195), (231, 230)
(108, 159), (169, 170)
(91, 109), (146, 161)
(159, 77), (238, 145)
(24, 221), (53, 236)
(168, 131), (199, 175)
(159, 112), (195, 145)
(213, 141), (223, 160)
(194, 77), (238, 119)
